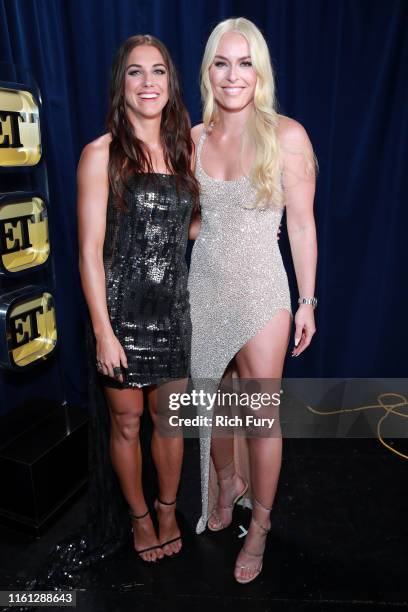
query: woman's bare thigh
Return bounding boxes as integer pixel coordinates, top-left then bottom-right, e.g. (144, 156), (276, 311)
(103, 386), (144, 417)
(234, 309), (291, 379)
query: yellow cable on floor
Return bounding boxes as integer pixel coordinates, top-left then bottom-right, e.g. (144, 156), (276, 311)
(306, 392), (408, 460)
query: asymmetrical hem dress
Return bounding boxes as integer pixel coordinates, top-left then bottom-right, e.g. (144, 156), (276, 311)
(188, 128), (293, 534)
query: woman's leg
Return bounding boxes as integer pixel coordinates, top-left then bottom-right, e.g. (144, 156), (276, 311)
(207, 365), (248, 530)
(104, 385), (164, 562)
(146, 378), (186, 556)
(233, 309), (291, 582)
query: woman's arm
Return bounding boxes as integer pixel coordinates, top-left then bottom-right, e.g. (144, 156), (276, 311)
(188, 210), (202, 241)
(77, 136), (128, 380)
(188, 124), (203, 241)
(280, 118), (317, 356)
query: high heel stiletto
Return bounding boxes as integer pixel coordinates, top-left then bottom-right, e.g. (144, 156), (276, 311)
(207, 460), (249, 532)
(234, 497), (272, 584)
(154, 498), (182, 555)
(129, 509), (163, 562)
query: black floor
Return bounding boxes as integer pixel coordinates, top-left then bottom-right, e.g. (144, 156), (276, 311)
(0, 438), (407, 611)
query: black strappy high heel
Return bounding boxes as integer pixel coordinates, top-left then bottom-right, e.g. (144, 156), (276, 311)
(154, 498), (182, 555)
(129, 509), (163, 562)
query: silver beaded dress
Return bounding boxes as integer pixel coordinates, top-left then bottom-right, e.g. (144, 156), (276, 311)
(188, 128), (293, 534)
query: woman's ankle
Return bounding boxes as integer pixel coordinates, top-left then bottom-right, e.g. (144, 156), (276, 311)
(155, 498), (177, 516)
(216, 458), (235, 483)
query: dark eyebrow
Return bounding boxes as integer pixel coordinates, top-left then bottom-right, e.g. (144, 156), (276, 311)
(213, 55), (251, 61)
(126, 63), (167, 69)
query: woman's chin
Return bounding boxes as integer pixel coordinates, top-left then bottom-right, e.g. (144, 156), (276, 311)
(216, 97), (253, 113)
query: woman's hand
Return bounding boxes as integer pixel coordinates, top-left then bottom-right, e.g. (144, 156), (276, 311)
(96, 331), (128, 382)
(291, 305), (316, 357)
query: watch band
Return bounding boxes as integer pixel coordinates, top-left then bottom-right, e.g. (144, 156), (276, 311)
(298, 297), (317, 308)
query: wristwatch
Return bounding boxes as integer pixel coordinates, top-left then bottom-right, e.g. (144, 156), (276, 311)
(298, 297), (317, 308)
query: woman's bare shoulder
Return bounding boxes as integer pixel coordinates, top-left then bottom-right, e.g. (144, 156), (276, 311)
(191, 123), (205, 146)
(81, 132), (112, 160)
(78, 133), (112, 178)
(276, 114), (310, 145)
(277, 114), (317, 179)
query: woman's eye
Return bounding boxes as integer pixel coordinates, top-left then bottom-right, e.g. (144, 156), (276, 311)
(214, 61), (226, 68)
(128, 68), (166, 76)
(241, 61), (252, 67)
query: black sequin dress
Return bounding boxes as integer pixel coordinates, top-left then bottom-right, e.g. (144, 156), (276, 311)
(101, 172), (193, 387)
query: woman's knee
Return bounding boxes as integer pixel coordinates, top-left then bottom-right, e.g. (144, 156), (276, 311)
(111, 406), (143, 442)
(147, 381), (188, 422)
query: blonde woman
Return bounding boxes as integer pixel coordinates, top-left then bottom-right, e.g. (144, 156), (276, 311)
(188, 18), (318, 583)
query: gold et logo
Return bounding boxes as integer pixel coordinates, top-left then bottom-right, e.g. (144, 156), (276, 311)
(0, 287), (57, 369)
(0, 194), (50, 275)
(0, 86), (41, 167)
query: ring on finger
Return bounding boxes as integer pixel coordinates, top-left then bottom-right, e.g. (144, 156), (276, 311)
(113, 366), (122, 378)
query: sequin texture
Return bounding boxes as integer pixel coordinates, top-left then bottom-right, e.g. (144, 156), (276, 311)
(188, 129), (293, 533)
(101, 173), (193, 387)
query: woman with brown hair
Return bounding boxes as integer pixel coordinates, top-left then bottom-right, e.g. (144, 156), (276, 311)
(77, 34), (199, 563)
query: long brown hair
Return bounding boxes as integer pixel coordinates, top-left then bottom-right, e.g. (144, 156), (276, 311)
(106, 35), (199, 211)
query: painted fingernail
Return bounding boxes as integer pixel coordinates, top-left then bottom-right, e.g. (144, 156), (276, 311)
(295, 338), (300, 346)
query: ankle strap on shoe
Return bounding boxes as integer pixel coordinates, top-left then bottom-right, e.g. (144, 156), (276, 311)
(253, 497), (273, 512)
(157, 497), (177, 506)
(129, 508), (149, 520)
(251, 515), (271, 535)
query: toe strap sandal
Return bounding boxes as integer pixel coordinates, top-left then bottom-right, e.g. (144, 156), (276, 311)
(235, 497), (272, 585)
(129, 509), (163, 559)
(155, 498), (182, 549)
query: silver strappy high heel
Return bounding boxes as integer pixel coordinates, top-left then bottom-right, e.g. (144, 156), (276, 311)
(207, 459), (249, 532)
(234, 497), (272, 584)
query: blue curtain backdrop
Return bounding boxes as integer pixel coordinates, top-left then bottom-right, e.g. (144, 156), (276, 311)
(0, 0), (406, 408)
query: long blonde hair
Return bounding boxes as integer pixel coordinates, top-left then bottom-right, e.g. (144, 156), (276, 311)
(200, 17), (317, 208)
